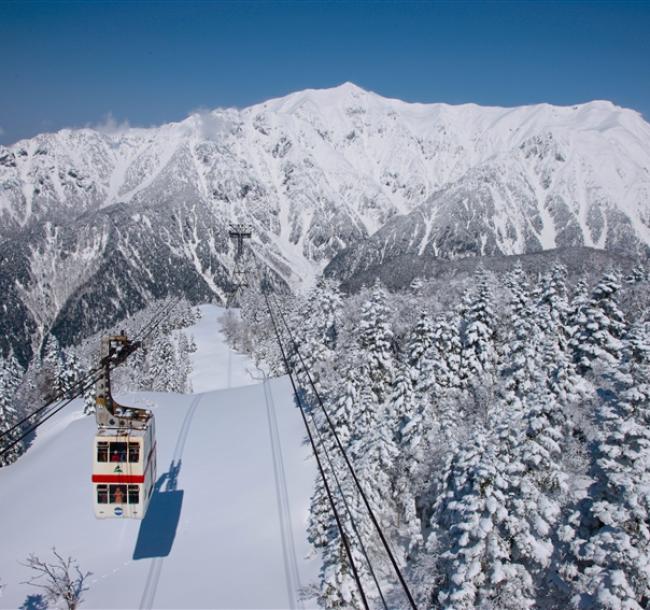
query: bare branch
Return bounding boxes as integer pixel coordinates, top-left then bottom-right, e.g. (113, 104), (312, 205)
(21, 548), (91, 610)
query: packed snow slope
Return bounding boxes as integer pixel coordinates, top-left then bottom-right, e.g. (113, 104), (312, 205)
(188, 305), (256, 392)
(2, 82), (650, 366)
(0, 307), (319, 609)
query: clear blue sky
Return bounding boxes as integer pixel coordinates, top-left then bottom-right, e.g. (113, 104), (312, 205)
(1, 0), (649, 144)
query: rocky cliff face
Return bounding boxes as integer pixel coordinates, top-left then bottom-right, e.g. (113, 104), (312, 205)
(1, 83), (649, 364)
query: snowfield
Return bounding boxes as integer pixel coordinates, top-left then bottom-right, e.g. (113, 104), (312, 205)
(188, 305), (258, 393)
(0, 307), (319, 609)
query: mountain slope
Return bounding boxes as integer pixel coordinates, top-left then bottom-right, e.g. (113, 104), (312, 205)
(0, 308), (319, 609)
(1, 83), (649, 364)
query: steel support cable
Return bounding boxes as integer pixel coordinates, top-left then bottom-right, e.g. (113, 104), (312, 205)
(137, 295), (183, 342)
(270, 294), (420, 610)
(263, 292), (371, 610)
(0, 364), (102, 443)
(0, 369), (101, 458)
(0, 291), (178, 444)
(1, 263), (200, 461)
(267, 300), (389, 609)
(290, 362), (391, 610)
(250, 254), (385, 607)
(0, 296), (176, 444)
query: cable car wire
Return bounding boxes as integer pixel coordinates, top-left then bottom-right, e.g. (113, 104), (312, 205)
(263, 291), (371, 610)
(0, 370), (101, 459)
(0, 295), (177, 445)
(0, 364), (102, 443)
(269, 293), (420, 610)
(0, 291), (185, 451)
(249, 250), (390, 607)
(289, 361), (391, 610)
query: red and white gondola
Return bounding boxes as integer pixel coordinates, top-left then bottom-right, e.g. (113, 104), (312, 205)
(92, 335), (157, 519)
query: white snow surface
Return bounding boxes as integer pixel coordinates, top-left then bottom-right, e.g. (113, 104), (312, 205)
(188, 305), (256, 393)
(0, 310), (319, 609)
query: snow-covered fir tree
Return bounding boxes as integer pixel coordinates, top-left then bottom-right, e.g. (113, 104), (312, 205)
(570, 272), (626, 374)
(460, 269), (498, 386)
(0, 355), (25, 466)
(430, 314), (463, 393)
(356, 281), (395, 403)
(406, 310), (435, 395)
(568, 320), (650, 609)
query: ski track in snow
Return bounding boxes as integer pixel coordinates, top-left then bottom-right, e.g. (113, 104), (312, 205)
(139, 394), (203, 610)
(262, 374), (304, 610)
(0, 308), (320, 609)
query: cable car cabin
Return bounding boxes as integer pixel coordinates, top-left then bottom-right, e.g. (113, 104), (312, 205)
(92, 419), (156, 519)
(92, 333), (157, 519)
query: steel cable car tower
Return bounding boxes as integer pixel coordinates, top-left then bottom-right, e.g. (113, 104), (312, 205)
(226, 223), (253, 307)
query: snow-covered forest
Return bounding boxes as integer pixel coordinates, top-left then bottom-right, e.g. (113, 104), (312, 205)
(224, 262), (650, 609)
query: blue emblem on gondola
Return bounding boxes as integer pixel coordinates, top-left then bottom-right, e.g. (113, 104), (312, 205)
(114, 507), (124, 516)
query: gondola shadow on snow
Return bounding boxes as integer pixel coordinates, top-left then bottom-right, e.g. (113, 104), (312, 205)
(133, 460), (184, 560)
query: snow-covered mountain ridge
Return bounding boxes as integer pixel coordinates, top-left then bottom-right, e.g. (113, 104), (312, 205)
(1, 83), (649, 364)
(2, 83), (650, 261)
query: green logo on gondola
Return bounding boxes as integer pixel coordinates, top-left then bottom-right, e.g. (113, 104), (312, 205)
(113, 465), (123, 473)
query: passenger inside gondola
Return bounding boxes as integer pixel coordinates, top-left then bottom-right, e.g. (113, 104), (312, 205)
(97, 441), (138, 463)
(110, 485), (126, 504)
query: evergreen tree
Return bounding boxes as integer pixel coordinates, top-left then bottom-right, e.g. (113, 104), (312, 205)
(539, 263), (570, 347)
(57, 350), (83, 399)
(41, 335), (63, 397)
(146, 335), (178, 392)
(318, 533), (365, 610)
(391, 366), (424, 556)
(499, 263), (540, 405)
(566, 278), (590, 340)
(460, 270), (498, 386)
(308, 467), (366, 610)
(0, 355), (24, 466)
(569, 321), (650, 608)
(431, 314), (463, 392)
(176, 332), (193, 393)
(406, 310), (435, 394)
(83, 385), (96, 416)
(331, 367), (358, 448)
(350, 377), (379, 446)
(357, 281), (395, 403)
(432, 424), (537, 610)
(624, 264), (649, 284)
(570, 273), (626, 374)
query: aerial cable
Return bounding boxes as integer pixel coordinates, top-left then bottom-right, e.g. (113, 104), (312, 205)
(0, 364), (102, 443)
(229, 232), (412, 608)
(269, 293), (420, 610)
(0, 370), (101, 459)
(0, 294), (177, 445)
(263, 291), (371, 610)
(267, 299), (389, 609)
(0, 290), (183, 447)
(1, 244), (212, 459)
(287, 354), (390, 610)
(243, 242), (387, 608)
